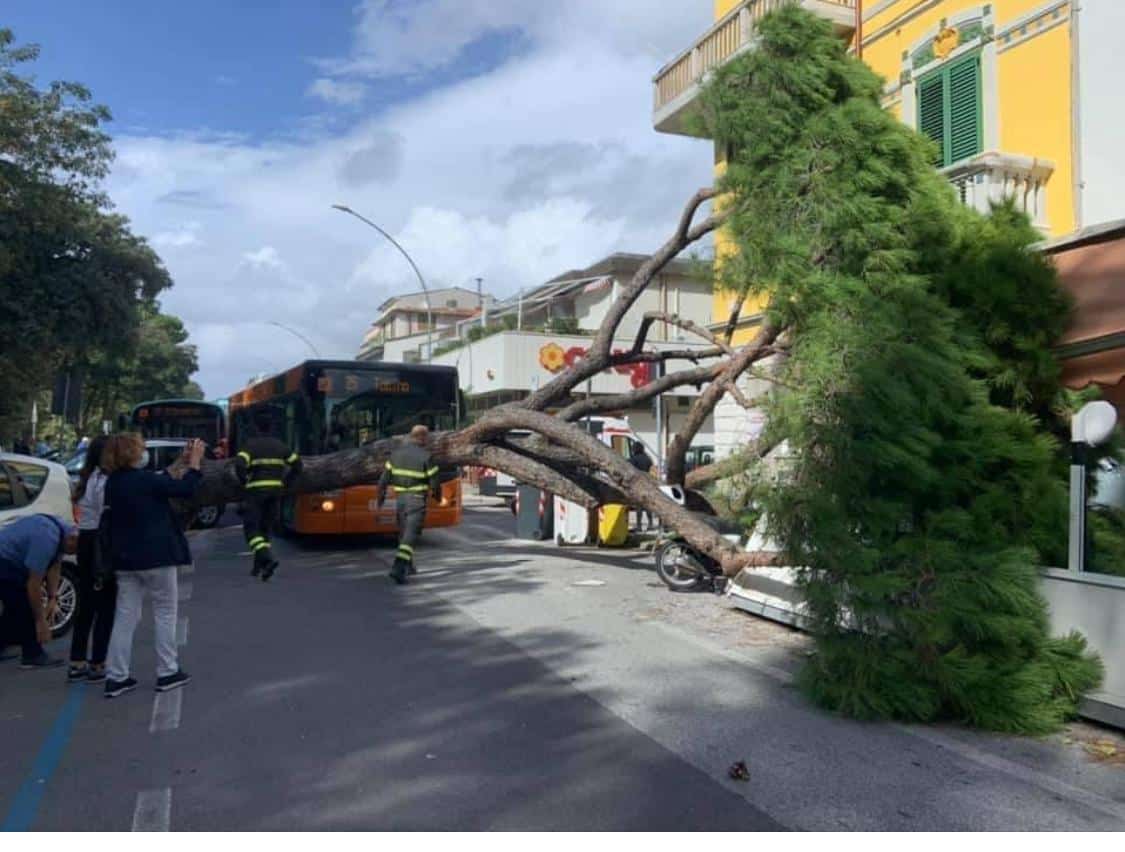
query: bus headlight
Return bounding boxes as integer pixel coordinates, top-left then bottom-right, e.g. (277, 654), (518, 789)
(319, 499), (336, 512)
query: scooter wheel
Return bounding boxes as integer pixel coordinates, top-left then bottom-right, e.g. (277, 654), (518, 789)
(654, 541), (708, 592)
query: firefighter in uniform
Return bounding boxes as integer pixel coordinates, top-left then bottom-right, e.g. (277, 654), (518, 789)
(235, 413), (302, 582)
(377, 424), (440, 585)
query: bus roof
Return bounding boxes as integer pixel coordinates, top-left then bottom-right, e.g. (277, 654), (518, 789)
(132, 399), (224, 409)
(228, 359), (459, 403)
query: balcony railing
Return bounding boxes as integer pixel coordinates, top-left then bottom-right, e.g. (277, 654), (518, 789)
(653, 0), (857, 135)
(942, 152), (1055, 232)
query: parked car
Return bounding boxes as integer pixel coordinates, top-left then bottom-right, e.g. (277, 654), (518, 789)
(0, 453), (79, 638)
(64, 439), (225, 528)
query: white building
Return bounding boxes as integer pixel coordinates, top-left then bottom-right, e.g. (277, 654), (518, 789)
(424, 253), (718, 465)
(357, 286), (494, 362)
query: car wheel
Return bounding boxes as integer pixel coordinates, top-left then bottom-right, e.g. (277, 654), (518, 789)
(48, 565), (79, 639)
(193, 503), (223, 529)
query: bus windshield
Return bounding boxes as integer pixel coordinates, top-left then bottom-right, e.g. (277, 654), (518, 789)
(131, 400), (226, 446)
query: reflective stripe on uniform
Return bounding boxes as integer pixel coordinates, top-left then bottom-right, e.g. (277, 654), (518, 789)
(249, 458), (287, 467)
(237, 451), (251, 463)
(287, 453), (299, 463)
(251, 540), (271, 552)
(388, 465), (430, 479)
(392, 484), (428, 493)
(427, 466), (439, 476)
(397, 545), (413, 557)
(245, 479), (284, 489)
(248, 536), (267, 547)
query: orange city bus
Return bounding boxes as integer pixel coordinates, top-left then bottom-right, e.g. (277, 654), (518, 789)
(227, 360), (463, 535)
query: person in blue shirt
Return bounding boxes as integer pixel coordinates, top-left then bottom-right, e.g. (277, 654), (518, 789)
(0, 514), (78, 668)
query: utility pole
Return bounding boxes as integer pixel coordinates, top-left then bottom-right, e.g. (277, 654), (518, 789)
(476, 277), (486, 328)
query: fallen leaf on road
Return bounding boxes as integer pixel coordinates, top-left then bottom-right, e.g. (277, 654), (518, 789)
(728, 760), (750, 782)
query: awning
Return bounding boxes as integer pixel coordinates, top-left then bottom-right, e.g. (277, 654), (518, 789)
(1050, 223), (1125, 390)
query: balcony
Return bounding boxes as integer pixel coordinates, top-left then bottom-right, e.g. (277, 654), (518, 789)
(653, 0), (857, 137)
(942, 151), (1055, 232)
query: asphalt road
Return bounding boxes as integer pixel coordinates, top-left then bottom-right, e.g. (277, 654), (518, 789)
(2, 500), (1124, 830)
(1, 503), (778, 831)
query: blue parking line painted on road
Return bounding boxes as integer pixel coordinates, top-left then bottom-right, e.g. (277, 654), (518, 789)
(1, 685), (85, 832)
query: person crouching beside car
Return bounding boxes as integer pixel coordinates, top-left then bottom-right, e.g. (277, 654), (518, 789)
(0, 515), (78, 669)
(101, 433), (204, 699)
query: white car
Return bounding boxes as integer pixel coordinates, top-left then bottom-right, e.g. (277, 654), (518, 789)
(64, 439), (226, 528)
(0, 453), (79, 638)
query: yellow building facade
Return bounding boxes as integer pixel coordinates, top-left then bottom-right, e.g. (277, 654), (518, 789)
(655, 0), (1083, 344)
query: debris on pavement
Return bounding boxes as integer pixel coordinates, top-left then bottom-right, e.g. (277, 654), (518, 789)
(728, 760), (750, 782)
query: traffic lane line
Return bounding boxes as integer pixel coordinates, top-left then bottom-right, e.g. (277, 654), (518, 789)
(0, 685), (86, 831)
(149, 689), (183, 733)
(132, 788), (171, 831)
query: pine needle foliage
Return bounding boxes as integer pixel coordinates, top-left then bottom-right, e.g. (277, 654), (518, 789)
(701, 6), (1101, 733)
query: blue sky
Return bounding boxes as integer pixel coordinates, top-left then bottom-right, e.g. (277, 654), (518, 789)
(5, 1), (713, 396)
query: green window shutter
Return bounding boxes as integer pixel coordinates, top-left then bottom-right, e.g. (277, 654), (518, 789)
(917, 73), (946, 165)
(947, 53), (982, 164)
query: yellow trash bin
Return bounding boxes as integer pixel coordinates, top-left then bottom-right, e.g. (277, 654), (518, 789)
(597, 504), (629, 547)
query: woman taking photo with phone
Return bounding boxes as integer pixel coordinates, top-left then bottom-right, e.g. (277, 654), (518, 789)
(100, 434), (205, 699)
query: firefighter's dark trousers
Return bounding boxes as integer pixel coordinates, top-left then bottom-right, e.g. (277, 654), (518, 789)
(393, 493), (428, 577)
(243, 493), (281, 574)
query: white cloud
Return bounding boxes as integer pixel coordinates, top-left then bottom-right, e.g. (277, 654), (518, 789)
(318, 0), (709, 78)
(306, 77), (367, 106)
(151, 221), (203, 249)
(241, 246), (284, 269)
(105, 4), (714, 398)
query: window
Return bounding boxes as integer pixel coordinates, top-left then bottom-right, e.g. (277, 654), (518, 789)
(0, 466), (15, 509)
(917, 52), (982, 167)
(6, 460), (48, 502)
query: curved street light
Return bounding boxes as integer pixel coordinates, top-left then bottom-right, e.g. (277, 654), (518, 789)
(268, 321), (321, 357)
(332, 203), (433, 363)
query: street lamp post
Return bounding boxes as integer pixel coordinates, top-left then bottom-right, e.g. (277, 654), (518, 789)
(268, 321), (321, 357)
(332, 204), (433, 364)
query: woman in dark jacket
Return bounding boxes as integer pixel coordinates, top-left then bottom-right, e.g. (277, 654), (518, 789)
(69, 434), (116, 683)
(101, 433), (205, 699)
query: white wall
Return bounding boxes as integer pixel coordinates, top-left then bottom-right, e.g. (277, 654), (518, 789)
(1040, 568), (1125, 725)
(1077, 3), (1125, 227)
(571, 275), (712, 338)
(431, 330), (717, 397)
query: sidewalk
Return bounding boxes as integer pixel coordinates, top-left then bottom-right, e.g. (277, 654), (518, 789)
(420, 524), (1125, 830)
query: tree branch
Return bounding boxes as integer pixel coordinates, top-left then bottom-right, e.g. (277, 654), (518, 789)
(629, 311), (733, 357)
(521, 187), (726, 411)
(558, 363), (722, 421)
(665, 319), (781, 486)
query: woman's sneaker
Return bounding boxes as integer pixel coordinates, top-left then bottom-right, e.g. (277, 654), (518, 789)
(155, 670), (191, 692)
(67, 665), (88, 683)
(104, 677), (138, 698)
(87, 667), (107, 683)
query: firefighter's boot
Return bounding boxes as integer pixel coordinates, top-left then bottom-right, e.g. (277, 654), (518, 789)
(389, 557), (409, 585)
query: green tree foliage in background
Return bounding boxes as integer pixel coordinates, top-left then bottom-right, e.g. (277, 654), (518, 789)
(77, 306), (203, 436)
(0, 28), (194, 441)
(702, 7), (1101, 732)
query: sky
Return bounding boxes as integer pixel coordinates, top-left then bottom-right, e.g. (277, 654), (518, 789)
(5, 0), (716, 398)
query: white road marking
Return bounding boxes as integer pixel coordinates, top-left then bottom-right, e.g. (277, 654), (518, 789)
(178, 580), (192, 601)
(572, 579), (607, 587)
(132, 788), (171, 831)
(149, 689), (183, 733)
(176, 616), (189, 647)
